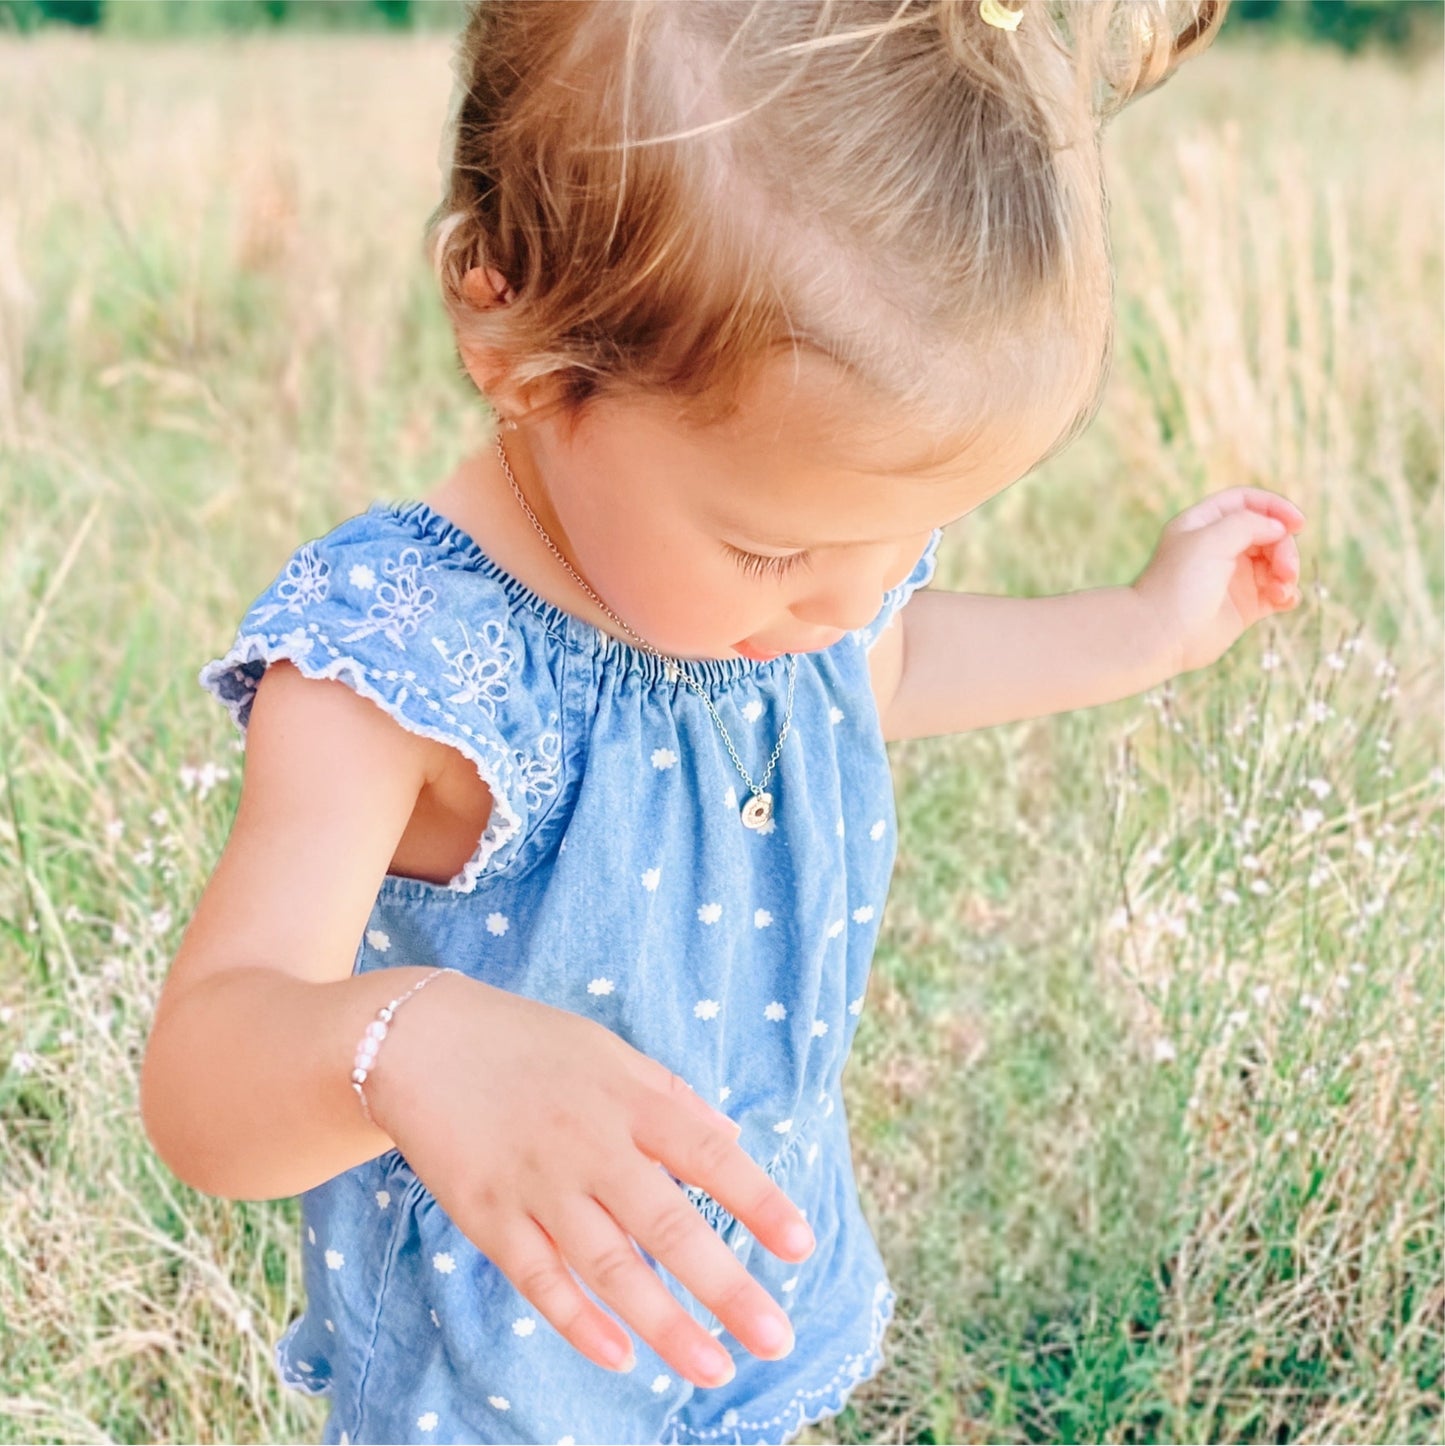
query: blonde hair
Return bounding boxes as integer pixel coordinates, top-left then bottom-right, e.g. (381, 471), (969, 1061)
(424, 0), (1229, 465)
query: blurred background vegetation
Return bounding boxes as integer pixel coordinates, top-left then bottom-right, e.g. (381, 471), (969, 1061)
(0, 0), (1442, 54)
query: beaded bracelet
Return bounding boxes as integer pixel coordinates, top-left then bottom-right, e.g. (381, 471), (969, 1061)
(350, 966), (454, 1125)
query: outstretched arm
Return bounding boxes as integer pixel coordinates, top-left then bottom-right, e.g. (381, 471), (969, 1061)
(869, 486), (1307, 743)
(871, 585), (1173, 743)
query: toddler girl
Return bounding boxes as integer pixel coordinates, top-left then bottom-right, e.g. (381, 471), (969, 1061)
(140, 1), (1306, 1442)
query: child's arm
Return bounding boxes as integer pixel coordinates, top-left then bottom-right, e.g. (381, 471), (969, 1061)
(872, 585), (1172, 742)
(139, 660), (460, 1199)
(872, 488), (1306, 743)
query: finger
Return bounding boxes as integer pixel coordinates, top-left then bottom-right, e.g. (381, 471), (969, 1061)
(605, 1160), (797, 1365)
(631, 1105), (816, 1267)
(488, 1214), (640, 1376)
(1216, 508), (1288, 558)
(638, 1060), (744, 1139)
(541, 1193), (740, 1390)
(1210, 486), (1308, 528)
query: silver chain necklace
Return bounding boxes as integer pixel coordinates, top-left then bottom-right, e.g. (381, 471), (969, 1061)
(495, 429), (796, 831)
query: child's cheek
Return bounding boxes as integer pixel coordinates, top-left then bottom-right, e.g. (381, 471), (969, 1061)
(603, 553), (758, 657)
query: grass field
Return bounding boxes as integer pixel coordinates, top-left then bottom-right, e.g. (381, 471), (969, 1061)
(0, 24), (1440, 1446)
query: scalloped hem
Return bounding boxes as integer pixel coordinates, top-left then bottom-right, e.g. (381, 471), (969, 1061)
(274, 1315), (334, 1398)
(661, 1279), (897, 1445)
(198, 633), (524, 893)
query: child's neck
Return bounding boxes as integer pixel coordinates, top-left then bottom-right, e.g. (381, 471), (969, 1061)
(421, 442), (640, 650)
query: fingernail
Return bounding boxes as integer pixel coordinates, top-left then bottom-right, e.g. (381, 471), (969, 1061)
(754, 1313), (794, 1355)
(696, 1344), (735, 1385)
(607, 1338), (636, 1371)
(784, 1222), (815, 1256)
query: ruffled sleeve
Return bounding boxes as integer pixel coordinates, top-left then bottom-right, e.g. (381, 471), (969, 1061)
(850, 527), (944, 652)
(198, 508), (565, 891)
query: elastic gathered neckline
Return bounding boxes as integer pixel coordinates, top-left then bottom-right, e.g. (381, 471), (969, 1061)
(372, 499), (793, 690)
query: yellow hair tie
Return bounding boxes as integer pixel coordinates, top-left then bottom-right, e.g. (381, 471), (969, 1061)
(978, 0), (1023, 29)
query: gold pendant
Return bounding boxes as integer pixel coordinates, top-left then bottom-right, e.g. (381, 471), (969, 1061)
(741, 792), (773, 830)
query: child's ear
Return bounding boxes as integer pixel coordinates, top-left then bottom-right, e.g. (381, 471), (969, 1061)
(456, 265), (539, 418)
(461, 265), (517, 308)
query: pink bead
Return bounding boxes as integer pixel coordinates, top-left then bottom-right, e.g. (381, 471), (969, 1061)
(367, 1020), (389, 1040)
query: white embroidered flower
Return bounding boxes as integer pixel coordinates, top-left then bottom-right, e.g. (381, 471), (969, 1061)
(486, 912), (509, 936)
(430, 1309), (440, 1327)
(723, 785), (738, 810)
(641, 866), (661, 891)
(349, 564), (376, 590)
(870, 819), (887, 841)
(741, 700), (763, 723)
(694, 999), (721, 1020)
(280, 626), (313, 657)
(248, 542), (331, 626)
(754, 909), (773, 928)
(512, 1316), (536, 1337)
(432, 1252), (456, 1274)
(374, 1190), (390, 1210)
(849, 996), (864, 1015)
(827, 918), (845, 939)
(513, 726), (562, 810)
(324, 1249), (344, 1270)
(651, 1375), (671, 1393)
(764, 1001), (787, 1022)
(588, 978), (615, 995)
(718, 1085), (731, 1102)
(723, 1410), (740, 1429)
(651, 747), (678, 770)
(416, 1411), (438, 1432)
(325, 1318), (335, 1331)
(488, 1396), (511, 1411)
(432, 620), (514, 712)
(829, 706), (844, 725)
(340, 547), (437, 649)
(836, 816), (845, 837)
(697, 902), (722, 925)
(852, 905), (875, 923)
(307, 1226), (316, 1245)
(365, 930), (391, 952)
(812, 1019), (828, 1036)
(781, 1277), (798, 1292)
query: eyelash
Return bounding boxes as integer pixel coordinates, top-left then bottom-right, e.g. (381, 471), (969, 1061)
(724, 544), (811, 580)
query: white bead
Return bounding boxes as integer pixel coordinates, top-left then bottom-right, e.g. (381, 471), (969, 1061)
(366, 1020), (388, 1040)
(352, 1068), (368, 1084)
(378, 1007), (394, 1022)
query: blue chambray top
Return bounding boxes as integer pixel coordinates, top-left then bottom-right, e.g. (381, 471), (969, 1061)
(200, 499), (941, 1446)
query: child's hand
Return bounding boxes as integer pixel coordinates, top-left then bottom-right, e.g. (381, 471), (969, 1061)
(367, 973), (813, 1390)
(1131, 485), (1307, 676)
